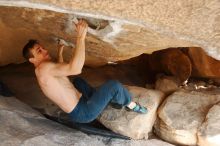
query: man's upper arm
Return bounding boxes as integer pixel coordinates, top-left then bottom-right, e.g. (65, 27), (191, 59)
(41, 62), (81, 77)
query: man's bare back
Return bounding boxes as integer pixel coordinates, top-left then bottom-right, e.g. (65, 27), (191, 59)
(35, 61), (82, 113)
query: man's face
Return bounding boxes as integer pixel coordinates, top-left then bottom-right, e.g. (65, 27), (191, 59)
(30, 44), (50, 62)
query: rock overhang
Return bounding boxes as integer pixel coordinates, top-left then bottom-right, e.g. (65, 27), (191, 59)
(0, 0), (220, 67)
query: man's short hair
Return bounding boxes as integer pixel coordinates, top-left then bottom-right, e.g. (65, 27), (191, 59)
(22, 39), (39, 60)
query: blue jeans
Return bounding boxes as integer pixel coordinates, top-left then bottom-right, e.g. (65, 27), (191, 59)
(68, 77), (131, 123)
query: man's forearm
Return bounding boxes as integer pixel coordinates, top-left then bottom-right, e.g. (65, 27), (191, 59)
(69, 37), (85, 72)
(67, 19), (87, 73)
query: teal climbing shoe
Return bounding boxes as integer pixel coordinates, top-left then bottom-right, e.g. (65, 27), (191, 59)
(132, 103), (148, 114)
(126, 103), (148, 114)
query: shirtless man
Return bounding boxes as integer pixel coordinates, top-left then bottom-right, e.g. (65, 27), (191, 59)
(22, 20), (147, 123)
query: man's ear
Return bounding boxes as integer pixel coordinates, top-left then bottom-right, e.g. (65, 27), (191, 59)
(29, 58), (35, 63)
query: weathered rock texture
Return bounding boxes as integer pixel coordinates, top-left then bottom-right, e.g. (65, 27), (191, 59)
(198, 102), (220, 146)
(184, 47), (220, 78)
(148, 47), (220, 81)
(154, 89), (220, 146)
(98, 86), (164, 140)
(0, 0), (220, 66)
(149, 48), (192, 83)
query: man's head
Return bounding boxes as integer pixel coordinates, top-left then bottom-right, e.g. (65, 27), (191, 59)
(22, 39), (50, 66)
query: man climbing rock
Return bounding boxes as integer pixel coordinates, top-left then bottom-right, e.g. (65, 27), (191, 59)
(22, 20), (147, 123)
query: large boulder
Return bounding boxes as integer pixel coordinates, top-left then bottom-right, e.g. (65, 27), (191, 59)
(154, 89), (220, 145)
(98, 86), (164, 140)
(198, 102), (220, 146)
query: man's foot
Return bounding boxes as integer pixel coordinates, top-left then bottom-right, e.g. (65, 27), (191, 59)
(126, 103), (148, 114)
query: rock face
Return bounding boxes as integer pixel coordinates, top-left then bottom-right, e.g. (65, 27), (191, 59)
(0, 0), (220, 66)
(149, 48), (192, 83)
(98, 86), (164, 140)
(198, 102), (220, 146)
(148, 47), (220, 81)
(155, 89), (220, 145)
(184, 47), (220, 78)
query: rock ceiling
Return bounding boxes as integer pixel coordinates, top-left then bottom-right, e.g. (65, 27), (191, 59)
(0, 0), (220, 66)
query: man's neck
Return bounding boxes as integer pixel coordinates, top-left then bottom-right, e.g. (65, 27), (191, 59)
(34, 58), (51, 68)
